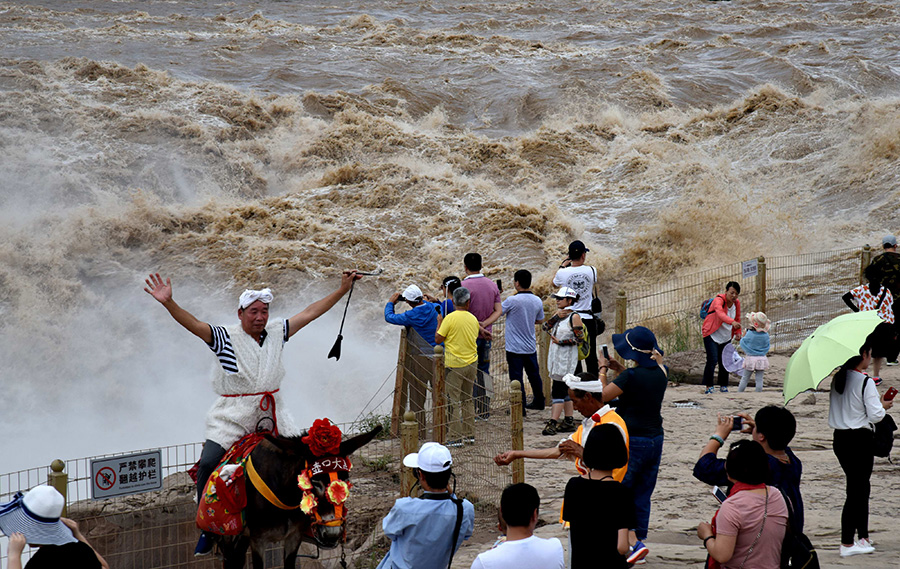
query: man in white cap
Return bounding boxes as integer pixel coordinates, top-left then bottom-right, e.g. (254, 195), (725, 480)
(385, 284), (441, 438)
(377, 442), (475, 569)
(0, 485), (108, 568)
(144, 270), (359, 555)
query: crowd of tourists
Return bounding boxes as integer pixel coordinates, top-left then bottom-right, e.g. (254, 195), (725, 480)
(3, 237), (897, 569)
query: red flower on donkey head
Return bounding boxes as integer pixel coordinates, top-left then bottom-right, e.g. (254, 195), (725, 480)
(301, 418), (343, 457)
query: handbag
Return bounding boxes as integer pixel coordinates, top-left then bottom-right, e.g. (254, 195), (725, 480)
(589, 266), (606, 335)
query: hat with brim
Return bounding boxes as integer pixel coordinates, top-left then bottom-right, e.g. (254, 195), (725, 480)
(551, 287), (578, 300)
(402, 442), (452, 473)
(612, 326), (663, 368)
(0, 486), (77, 546)
(722, 344), (744, 374)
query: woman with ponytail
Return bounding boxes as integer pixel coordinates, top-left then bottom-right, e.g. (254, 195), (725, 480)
(828, 346), (893, 557)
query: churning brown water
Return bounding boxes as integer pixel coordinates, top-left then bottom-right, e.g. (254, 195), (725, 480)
(1, 0), (898, 469)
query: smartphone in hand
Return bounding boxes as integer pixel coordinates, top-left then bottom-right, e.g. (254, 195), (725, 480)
(885, 387), (898, 401)
(732, 416), (743, 431)
(712, 486), (728, 503)
(602, 344), (610, 359)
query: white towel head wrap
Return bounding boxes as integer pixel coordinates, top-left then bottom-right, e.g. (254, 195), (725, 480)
(563, 372), (605, 393)
(239, 288), (273, 309)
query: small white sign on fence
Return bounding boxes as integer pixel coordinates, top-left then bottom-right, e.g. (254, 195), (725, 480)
(91, 450), (163, 500)
(742, 259), (759, 280)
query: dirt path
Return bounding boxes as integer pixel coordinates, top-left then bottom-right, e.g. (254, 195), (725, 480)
(450, 353), (900, 568)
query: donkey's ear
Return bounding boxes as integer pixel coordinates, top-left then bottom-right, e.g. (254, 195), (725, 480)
(339, 426), (382, 457)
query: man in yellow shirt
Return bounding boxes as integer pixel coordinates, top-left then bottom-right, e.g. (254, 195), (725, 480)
(435, 287), (480, 446)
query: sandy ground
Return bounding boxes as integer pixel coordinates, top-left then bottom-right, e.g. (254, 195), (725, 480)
(450, 353), (900, 568)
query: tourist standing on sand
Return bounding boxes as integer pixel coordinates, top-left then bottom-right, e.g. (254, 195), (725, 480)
(702, 281), (742, 394)
(598, 326), (667, 564)
(696, 441), (789, 569)
(554, 240), (602, 376)
(144, 270), (360, 555)
(502, 269), (546, 413)
(385, 284), (441, 439)
(435, 286), (479, 447)
(737, 312), (771, 392)
(829, 346), (893, 557)
(462, 253), (502, 417)
(540, 287), (583, 436)
(867, 235), (900, 364)
(842, 263), (896, 384)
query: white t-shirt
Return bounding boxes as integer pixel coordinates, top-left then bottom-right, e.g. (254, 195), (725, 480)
(710, 303), (736, 344)
(470, 535), (565, 569)
(553, 265), (596, 318)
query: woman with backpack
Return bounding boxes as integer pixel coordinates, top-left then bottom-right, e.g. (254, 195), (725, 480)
(702, 282), (742, 394)
(829, 345), (894, 557)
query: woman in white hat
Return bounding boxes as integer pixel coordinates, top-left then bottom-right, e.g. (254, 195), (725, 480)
(0, 485), (108, 568)
(540, 287), (584, 436)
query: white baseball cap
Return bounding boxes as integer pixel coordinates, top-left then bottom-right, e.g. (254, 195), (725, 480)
(401, 284), (424, 302)
(402, 442), (453, 473)
(551, 286), (578, 300)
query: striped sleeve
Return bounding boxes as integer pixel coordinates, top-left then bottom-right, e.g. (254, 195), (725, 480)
(207, 325), (238, 374)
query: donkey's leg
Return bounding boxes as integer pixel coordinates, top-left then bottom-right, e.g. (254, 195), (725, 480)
(283, 530), (305, 569)
(249, 538), (266, 569)
(221, 537), (250, 569)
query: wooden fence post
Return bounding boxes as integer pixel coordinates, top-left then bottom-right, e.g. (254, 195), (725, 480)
(538, 319), (551, 405)
(48, 459), (67, 517)
(432, 345), (447, 444)
(756, 256), (767, 313)
(391, 328), (409, 437)
(509, 381), (525, 484)
(400, 412), (418, 498)
(615, 290), (627, 364)
(860, 245), (872, 284)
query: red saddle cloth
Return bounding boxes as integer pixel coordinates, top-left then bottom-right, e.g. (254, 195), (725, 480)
(196, 432), (268, 535)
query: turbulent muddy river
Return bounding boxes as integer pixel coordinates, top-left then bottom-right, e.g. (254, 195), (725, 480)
(1, 0), (898, 470)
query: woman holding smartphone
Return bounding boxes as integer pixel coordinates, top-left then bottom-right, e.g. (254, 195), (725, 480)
(829, 345), (893, 557)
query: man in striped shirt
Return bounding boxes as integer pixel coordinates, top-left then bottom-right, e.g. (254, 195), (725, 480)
(144, 270), (359, 555)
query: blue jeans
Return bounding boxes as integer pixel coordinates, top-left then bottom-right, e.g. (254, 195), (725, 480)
(621, 434), (664, 540)
(474, 338), (492, 415)
(506, 351), (544, 409)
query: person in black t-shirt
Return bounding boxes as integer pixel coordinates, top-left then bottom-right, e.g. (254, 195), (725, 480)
(563, 423), (634, 569)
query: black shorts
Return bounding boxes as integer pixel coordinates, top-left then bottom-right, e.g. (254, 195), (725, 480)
(551, 379), (571, 401)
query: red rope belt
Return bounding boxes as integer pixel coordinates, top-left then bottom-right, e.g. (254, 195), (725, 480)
(221, 389), (280, 436)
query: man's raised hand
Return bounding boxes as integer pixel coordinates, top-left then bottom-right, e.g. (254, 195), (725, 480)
(144, 273), (173, 304)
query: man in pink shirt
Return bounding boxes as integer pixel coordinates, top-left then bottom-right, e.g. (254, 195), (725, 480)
(463, 252), (502, 417)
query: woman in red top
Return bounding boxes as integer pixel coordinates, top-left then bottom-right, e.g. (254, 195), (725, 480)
(701, 282), (742, 394)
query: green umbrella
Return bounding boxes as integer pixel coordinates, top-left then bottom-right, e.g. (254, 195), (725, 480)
(783, 310), (883, 404)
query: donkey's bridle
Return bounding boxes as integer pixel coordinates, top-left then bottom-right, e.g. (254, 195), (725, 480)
(245, 455), (348, 528)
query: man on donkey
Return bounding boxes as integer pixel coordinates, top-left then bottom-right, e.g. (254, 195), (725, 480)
(143, 270), (360, 556)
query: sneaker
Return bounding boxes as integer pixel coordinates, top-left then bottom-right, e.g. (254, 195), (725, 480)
(872, 376), (883, 386)
(194, 532), (214, 557)
(525, 400), (546, 411)
(464, 436), (476, 445)
(557, 417), (577, 433)
(446, 439), (464, 448)
(704, 386), (715, 394)
(887, 360), (899, 366)
(542, 419), (558, 436)
(720, 386), (729, 393)
(858, 537), (876, 549)
(840, 541), (874, 557)
(627, 540), (649, 564)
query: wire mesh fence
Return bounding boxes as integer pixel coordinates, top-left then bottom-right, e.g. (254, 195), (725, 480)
(623, 247), (868, 355)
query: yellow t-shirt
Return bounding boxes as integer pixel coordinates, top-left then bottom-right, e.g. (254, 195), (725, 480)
(437, 310), (479, 368)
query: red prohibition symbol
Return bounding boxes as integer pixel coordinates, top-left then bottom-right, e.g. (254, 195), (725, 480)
(96, 467), (116, 490)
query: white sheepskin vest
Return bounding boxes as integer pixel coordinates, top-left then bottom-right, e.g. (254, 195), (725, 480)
(205, 318), (299, 448)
